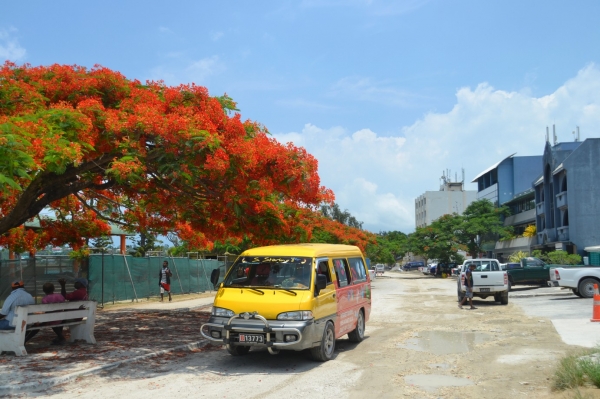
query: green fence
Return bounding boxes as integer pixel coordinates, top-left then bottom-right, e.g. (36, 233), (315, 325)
(0, 256), (83, 305)
(88, 254), (227, 305)
(0, 255), (229, 307)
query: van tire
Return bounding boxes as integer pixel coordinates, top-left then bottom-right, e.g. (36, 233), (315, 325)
(226, 345), (251, 356)
(348, 310), (365, 342)
(310, 321), (335, 362)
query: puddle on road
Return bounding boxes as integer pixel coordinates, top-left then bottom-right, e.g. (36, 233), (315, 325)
(405, 374), (474, 392)
(397, 330), (491, 355)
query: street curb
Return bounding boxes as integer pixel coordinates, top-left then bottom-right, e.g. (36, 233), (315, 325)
(0, 339), (211, 395)
(98, 303), (214, 314)
(510, 291), (574, 298)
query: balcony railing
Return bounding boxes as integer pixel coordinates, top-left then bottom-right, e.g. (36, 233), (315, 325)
(557, 226), (570, 241)
(556, 191), (568, 210)
(537, 228), (557, 244)
(536, 201), (545, 216)
(494, 236), (534, 251)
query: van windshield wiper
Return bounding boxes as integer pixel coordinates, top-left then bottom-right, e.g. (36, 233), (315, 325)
(245, 287), (265, 295)
(272, 286), (297, 296)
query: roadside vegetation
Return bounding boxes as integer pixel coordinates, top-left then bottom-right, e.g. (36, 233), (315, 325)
(552, 347), (600, 396)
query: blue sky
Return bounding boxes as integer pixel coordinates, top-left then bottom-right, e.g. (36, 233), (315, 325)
(2, 1), (600, 234)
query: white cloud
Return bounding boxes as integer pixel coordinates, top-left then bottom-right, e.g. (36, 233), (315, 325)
(276, 98), (339, 111)
(147, 55), (224, 85)
(273, 64), (600, 234)
(329, 76), (425, 107)
(0, 28), (26, 62)
(186, 55), (224, 81)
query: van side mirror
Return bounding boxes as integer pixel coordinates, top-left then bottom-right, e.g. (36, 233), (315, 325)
(314, 274), (327, 295)
(210, 269), (220, 288)
(316, 274), (327, 290)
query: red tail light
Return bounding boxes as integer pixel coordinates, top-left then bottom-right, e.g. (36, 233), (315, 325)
(554, 269), (560, 280)
(504, 272), (508, 285)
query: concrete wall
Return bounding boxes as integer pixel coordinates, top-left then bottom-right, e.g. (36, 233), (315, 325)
(415, 189), (477, 228)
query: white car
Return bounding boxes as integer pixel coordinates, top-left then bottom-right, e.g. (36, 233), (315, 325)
(375, 264), (385, 275)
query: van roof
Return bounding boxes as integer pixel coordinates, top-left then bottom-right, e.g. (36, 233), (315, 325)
(241, 243), (363, 258)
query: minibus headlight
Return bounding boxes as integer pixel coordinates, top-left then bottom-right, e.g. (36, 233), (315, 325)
(277, 311), (313, 321)
(212, 307), (235, 317)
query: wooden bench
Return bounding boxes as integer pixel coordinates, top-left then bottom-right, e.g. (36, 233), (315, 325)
(0, 301), (97, 356)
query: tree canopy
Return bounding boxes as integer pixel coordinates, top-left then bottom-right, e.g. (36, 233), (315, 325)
(455, 199), (512, 257)
(409, 214), (465, 264)
(405, 199), (512, 263)
(0, 62), (375, 252)
(366, 231), (408, 264)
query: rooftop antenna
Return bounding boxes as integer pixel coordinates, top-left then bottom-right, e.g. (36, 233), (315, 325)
(553, 124), (557, 145)
(461, 168), (465, 184)
(577, 126), (580, 142)
(546, 126), (549, 142)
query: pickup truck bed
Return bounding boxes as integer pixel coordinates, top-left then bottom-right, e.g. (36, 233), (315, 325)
(548, 266), (600, 298)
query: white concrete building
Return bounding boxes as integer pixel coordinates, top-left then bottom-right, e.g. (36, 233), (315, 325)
(415, 172), (477, 229)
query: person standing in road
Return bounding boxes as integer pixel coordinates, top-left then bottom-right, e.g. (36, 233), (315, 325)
(159, 260), (173, 302)
(0, 280), (35, 330)
(459, 264), (478, 309)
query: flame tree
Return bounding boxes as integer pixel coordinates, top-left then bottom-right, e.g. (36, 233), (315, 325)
(0, 62), (363, 252)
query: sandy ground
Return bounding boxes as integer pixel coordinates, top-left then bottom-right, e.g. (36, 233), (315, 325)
(5, 273), (599, 398)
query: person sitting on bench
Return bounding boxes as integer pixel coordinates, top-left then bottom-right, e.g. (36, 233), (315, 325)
(58, 278), (89, 301)
(0, 281), (35, 331)
(24, 282), (67, 345)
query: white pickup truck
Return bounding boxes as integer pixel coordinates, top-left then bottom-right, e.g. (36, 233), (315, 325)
(456, 259), (509, 304)
(548, 266), (600, 298)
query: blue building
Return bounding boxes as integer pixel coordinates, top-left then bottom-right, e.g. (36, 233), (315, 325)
(472, 154), (542, 260)
(534, 138), (600, 258)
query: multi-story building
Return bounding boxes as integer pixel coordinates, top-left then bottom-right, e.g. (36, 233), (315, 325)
(415, 171), (477, 229)
(471, 154), (542, 260)
(533, 138), (600, 257)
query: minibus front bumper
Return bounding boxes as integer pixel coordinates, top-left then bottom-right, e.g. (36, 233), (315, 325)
(200, 312), (323, 353)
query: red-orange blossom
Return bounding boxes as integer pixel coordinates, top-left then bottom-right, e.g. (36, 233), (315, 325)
(0, 62), (374, 253)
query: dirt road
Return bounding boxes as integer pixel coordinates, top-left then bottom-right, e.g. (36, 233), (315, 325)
(31, 273), (582, 398)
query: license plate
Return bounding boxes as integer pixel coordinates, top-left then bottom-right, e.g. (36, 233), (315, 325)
(479, 288), (490, 292)
(238, 334), (264, 343)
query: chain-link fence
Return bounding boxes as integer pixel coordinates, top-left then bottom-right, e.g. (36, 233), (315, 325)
(0, 256), (85, 305)
(1, 254), (236, 307)
(88, 254), (230, 305)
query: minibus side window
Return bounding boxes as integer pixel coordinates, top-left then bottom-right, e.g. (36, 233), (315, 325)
(348, 257), (367, 283)
(317, 260), (332, 284)
(333, 258), (350, 287)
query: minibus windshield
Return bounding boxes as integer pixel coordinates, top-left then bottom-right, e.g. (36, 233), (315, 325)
(224, 256), (313, 290)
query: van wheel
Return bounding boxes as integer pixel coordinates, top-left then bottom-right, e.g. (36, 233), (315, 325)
(348, 310), (365, 342)
(507, 279), (513, 292)
(310, 321), (335, 362)
(226, 345), (251, 356)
